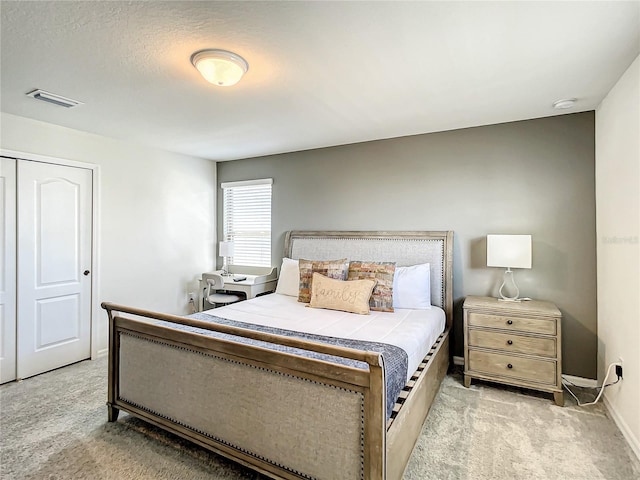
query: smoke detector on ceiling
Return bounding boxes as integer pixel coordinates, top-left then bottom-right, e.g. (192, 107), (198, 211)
(26, 89), (83, 108)
(552, 98), (577, 110)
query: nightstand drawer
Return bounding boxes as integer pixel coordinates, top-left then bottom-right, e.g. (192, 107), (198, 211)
(468, 312), (556, 335)
(468, 350), (556, 385)
(468, 330), (556, 357)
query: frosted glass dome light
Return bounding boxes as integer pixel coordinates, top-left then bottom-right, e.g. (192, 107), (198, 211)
(191, 49), (249, 87)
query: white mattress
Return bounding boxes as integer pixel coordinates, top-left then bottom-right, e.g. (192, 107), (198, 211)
(206, 293), (446, 381)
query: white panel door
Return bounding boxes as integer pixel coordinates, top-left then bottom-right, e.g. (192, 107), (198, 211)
(17, 161), (92, 379)
(0, 158), (17, 383)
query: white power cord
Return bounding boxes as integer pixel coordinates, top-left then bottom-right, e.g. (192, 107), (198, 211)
(562, 362), (621, 407)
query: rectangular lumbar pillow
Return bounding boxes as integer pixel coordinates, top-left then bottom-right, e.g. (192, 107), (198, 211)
(309, 273), (376, 315)
(298, 258), (349, 303)
(348, 261), (396, 312)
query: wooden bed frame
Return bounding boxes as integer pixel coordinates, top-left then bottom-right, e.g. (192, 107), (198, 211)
(103, 230), (453, 479)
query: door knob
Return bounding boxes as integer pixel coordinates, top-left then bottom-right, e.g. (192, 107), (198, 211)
(83, 270), (90, 276)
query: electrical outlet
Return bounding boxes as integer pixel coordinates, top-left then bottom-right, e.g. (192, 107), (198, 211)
(187, 292), (195, 303)
(616, 357), (623, 379)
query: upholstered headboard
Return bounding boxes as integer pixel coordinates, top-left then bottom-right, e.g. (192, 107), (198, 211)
(284, 231), (453, 329)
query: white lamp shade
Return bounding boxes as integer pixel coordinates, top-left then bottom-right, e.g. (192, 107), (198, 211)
(219, 241), (234, 257)
(487, 234), (532, 269)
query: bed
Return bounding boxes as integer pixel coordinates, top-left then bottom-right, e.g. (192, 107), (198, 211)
(103, 230), (453, 479)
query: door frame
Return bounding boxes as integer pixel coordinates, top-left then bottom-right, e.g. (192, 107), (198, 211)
(1, 148), (102, 359)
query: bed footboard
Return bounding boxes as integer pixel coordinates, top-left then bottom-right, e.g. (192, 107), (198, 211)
(105, 303), (386, 480)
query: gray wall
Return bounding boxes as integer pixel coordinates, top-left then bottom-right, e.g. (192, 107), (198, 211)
(218, 112), (596, 378)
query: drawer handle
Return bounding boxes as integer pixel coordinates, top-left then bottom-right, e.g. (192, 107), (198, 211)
(507, 320), (513, 325)
(507, 340), (513, 345)
(507, 363), (513, 369)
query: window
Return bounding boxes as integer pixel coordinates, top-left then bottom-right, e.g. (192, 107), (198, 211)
(222, 178), (272, 267)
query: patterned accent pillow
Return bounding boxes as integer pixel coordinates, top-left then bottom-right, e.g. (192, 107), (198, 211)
(348, 261), (396, 312)
(298, 258), (349, 303)
(309, 273), (376, 315)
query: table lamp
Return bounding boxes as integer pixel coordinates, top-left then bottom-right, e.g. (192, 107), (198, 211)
(486, 234), (532, 301)
(219, 241), (234, 276)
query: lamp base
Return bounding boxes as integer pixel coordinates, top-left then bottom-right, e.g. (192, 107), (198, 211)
(498, 297), (524, 302)
(498, 268), (523, 301)
(221, 258), (232, 276)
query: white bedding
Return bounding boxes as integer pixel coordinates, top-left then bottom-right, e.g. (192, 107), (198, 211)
(206, 293), (446, 382)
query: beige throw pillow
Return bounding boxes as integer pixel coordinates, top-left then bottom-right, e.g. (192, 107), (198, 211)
(308, 273), (376, 315)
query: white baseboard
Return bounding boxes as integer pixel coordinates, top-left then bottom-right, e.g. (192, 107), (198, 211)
(453, 355), (464, 366)
(94, 348), (108, 359)
(604, 395), (640, 462)
(562, 374), (598, 388)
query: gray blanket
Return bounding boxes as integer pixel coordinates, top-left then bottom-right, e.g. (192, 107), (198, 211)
(156, 312), (409, 420)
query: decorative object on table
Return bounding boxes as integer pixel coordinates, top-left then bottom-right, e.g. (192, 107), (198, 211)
(486, 234), (532, 301)
(219, 241), (234, 276)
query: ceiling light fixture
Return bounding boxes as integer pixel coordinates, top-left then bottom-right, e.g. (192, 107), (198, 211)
(552, 98), (577, 110)
(190, 49), (248, 87)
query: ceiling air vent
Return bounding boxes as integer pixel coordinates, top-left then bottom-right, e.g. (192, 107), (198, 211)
(26, 89), (83, 108)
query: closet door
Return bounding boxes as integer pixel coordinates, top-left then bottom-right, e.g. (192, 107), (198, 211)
(0, 158), (17, 383)
(17, 161), (92, 379)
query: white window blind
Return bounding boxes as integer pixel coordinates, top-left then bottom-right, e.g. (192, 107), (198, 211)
(222, 178), (272, 267)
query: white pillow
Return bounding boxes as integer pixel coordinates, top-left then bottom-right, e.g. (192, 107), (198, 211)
(275, 257), (300, 297)
(392, 263), (431, 309)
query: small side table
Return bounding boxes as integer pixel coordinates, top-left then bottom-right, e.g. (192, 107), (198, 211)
(463, 295), (563, 406)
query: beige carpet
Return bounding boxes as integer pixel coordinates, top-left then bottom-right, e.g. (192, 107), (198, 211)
(1, 357), (638, 479)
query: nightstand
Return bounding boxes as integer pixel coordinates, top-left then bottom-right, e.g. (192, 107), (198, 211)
(463, 295), (563, 406)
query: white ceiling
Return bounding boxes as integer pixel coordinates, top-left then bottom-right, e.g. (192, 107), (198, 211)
(1, 1), (639, 161)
